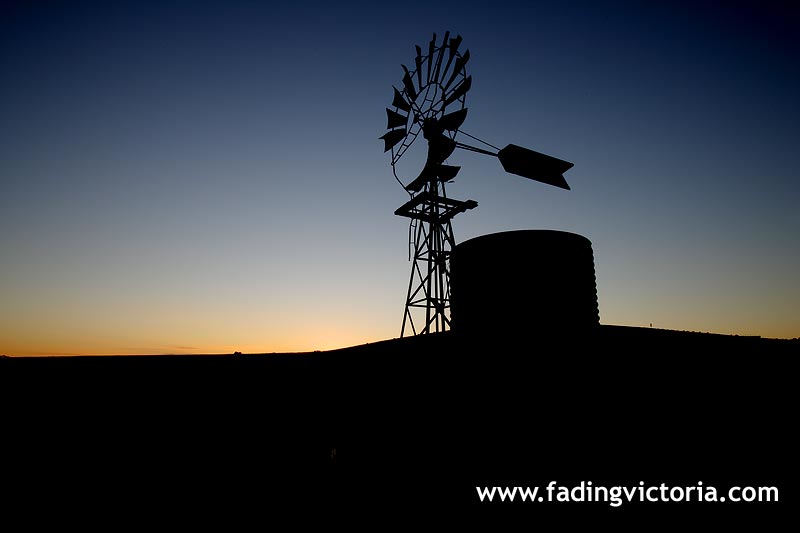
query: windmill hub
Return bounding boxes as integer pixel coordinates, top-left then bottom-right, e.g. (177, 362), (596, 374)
(421, 119), (444, 141)
(380, 32), (576, 337)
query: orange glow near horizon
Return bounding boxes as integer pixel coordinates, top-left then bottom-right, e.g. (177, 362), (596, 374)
(0, 308), (394, 356)
(0, 337), (381, 357)
(2, 321), (797, 357)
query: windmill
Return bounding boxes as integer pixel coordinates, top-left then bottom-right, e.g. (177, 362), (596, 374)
(381, 32), (574, 337)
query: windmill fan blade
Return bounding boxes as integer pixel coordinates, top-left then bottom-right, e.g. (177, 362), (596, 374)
(497, 144), (573, 190)
(406, 164), (437, 192)
(444, 49), (470, 91)
(415, 45), (423, 88)
(386, 108), (408, 129)
(433, 30), (450, 84)
(379, 128), (407, 152)
(440, 37), (461, 86)
(436, 164), (460, 181)
(449, 35), (463, 58)
(405, 162), (461, 192)
(438, 108), (468, 131)
(429, 134), (456, 162)
(392, 87), (411, 112)
(444, 75), (472, 107)
(426, 34), (435, 83)
(401, 65), (417, 101)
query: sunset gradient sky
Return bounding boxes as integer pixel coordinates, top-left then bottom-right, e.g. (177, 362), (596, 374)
(1, 0), (798, 355)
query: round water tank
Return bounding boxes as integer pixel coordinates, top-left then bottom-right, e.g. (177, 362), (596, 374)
(450, 230), (599, 336)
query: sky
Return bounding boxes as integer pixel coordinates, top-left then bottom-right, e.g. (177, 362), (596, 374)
(1, 0), (798, 355)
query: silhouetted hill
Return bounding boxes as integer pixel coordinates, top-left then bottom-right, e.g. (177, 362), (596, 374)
(2, 326), (796, 525)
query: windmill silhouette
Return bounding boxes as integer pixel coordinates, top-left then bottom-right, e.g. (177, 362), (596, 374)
(381, 32), (574, 337)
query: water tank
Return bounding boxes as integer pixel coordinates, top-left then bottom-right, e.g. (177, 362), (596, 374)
(450, 230), (599, 336)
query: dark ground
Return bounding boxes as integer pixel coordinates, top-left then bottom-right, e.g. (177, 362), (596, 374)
(2, 326), (796, 525)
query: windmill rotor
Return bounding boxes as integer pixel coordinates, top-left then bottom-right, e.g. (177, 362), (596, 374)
(380, 32), (471, 192)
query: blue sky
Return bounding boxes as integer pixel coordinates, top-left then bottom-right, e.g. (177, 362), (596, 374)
(1, 0), (798, 354)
